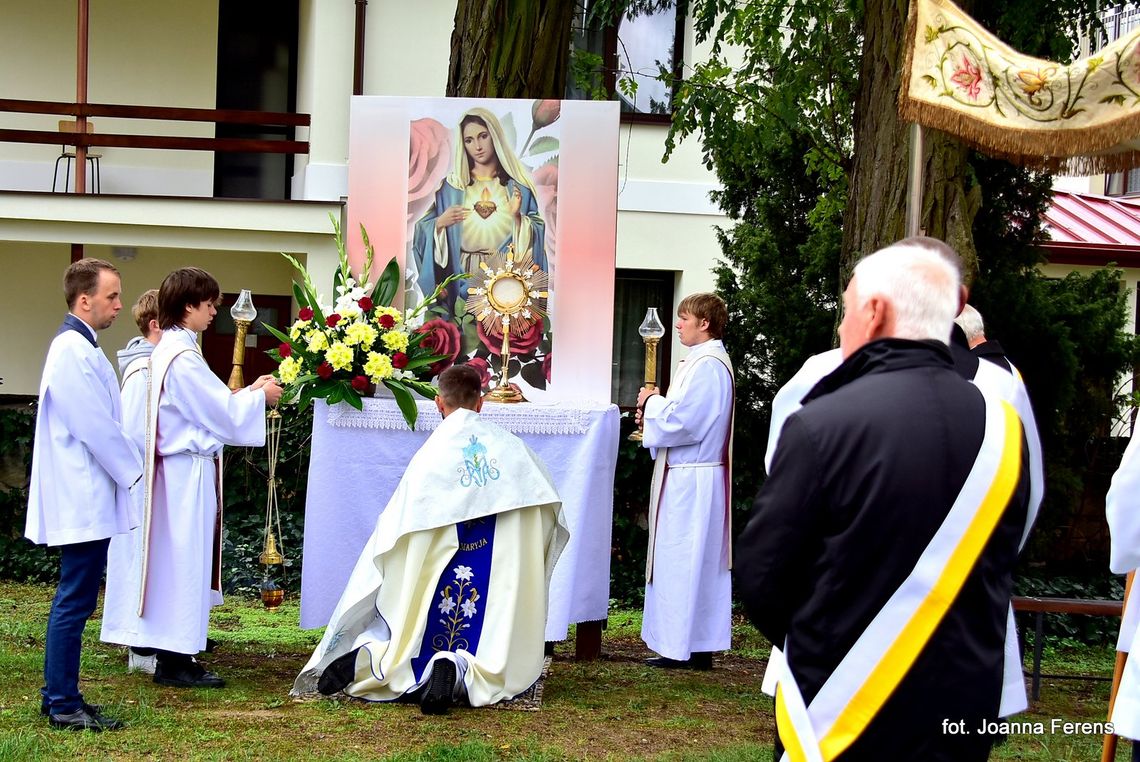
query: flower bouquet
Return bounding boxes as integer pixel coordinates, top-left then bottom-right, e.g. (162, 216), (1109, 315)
(266, 218), (465, 429)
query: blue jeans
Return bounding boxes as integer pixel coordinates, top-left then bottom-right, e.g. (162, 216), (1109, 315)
(41, 538), (110, 715)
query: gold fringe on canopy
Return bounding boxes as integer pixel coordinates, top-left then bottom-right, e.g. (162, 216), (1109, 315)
(899, 0), (1140, 175)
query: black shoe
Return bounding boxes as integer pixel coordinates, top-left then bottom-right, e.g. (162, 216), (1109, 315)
(204, 638), (219, 654)
(41, 700), (103, 717)
(420, 660), (456, 716)
(645, 653), (713, 671)
(153, 659), (225, 689)
(48, 706), (123, 731)
(317, 648), (361, 696)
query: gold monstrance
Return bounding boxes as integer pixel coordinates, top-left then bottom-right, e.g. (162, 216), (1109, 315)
(227, 289), (256, 391)
(466, 246), (549, 403)
(629, 307), (666, 442)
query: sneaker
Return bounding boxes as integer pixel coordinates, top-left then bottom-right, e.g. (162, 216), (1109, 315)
(127, 649), (157, 675)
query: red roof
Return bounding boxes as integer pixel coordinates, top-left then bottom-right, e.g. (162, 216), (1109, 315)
(1043, 191), (1140, 267)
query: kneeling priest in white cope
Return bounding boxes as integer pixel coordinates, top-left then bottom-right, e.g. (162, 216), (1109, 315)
(293, 365), (568, 714)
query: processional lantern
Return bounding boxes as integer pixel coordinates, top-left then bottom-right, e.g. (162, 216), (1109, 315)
(227, 289), (257, 391)
(466, 245), (549, 404)
(259, 405), (285, 611)
(629, 307), (666, 442)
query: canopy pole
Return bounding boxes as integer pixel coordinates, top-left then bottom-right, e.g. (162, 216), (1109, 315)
(905, 122), (924, 237)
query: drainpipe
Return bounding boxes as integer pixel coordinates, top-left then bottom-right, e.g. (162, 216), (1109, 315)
(353, 0), (367, 96)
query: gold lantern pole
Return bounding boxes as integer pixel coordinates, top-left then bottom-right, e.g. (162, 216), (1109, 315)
(259, 407), (285, 611)
(629, 307), (666, 442)
(227, 289), (256, 391)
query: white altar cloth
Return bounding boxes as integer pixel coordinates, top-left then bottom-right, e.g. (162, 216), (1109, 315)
(298, 397), (620, 641)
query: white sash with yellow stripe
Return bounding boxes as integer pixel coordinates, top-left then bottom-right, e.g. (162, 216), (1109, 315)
(773, 394), (1023, 762)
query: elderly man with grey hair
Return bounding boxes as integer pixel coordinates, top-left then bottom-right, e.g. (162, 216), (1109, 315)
(736, 242), (1032, 761)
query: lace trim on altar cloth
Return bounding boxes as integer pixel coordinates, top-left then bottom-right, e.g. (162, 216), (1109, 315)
(326, 398), (611, 435)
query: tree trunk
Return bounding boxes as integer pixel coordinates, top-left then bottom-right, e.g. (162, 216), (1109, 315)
(447, 0), (576, 98)
(841, 0), (980, 285)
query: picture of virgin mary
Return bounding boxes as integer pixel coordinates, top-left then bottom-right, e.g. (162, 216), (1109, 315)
(412, 107), (547, 302)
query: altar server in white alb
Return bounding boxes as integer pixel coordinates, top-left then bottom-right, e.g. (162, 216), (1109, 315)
(106, 289), (163, 675)
(636, 292), (734, 670)
(101, 267), (282, 689)
(26, 258), (142, 732)
(1104, 425), (1140, 754)
(293, 364), (568, 715)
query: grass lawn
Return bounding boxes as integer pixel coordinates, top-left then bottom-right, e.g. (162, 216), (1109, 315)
(0, 583), (1127, 760)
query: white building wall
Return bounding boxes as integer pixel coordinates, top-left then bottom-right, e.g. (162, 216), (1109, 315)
(0, 0), (219, 195)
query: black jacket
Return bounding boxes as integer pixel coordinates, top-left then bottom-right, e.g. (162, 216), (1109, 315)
(736, 338), (1029, 762)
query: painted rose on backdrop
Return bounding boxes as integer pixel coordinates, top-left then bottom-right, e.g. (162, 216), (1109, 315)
(477, 316), (545, 357)
(406, 118), (452, 232)
(416, 318), (462, 376)
(464, 357), (493, 389)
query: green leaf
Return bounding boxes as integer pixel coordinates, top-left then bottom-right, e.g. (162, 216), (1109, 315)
(403, 379), (438, 400)
(373, 258), (401, 308)
(386, 381), (419, 429)
(263, 323), (293, 346)
(527, 136), (559, 156)
(343, 389), (364, 411)
(403, 353), (445, 371)
(454, 295), (467, 318)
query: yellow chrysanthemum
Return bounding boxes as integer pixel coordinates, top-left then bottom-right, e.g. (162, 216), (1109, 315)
(288, 320), (306, 341)
(344, 321), (378, 347)
(307, 331), (329, 353)
(325, 341), (354, 371)
(381, 330), (409, 353)
(277, 356), (300, 385)
(364, 351), (394, 382)
(374, 306), (403, 325)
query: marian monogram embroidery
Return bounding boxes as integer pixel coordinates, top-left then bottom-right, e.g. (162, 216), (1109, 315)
(458, 435), (501, 487)
(433, 565), (481, 653)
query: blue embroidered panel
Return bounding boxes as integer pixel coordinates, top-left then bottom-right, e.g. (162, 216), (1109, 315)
(410, 514), (497, 680)
(459, 435), (501, 488)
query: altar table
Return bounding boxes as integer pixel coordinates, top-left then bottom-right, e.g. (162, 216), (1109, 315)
(298, 397), (620, 647)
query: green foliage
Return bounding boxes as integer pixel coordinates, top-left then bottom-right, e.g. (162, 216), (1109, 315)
(1015, 572), (1126, 646)
(609, 415), (655, 607)
(0, 404), (57, 583)
(221, 404), (313, 596)
(969, 155), (1140, 567)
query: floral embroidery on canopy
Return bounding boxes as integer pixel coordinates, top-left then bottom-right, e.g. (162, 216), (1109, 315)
(900, 0), (1140, 174)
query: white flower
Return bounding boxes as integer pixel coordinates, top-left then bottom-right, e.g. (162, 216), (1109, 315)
(437, 596), (456, 614)
(453, 565), (473, 582)
(460, 599), (478, 619)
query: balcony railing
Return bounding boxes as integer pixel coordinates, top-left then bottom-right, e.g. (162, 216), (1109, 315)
(0, 99), (308, 155)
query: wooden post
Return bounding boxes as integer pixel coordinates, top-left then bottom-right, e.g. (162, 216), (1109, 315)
(353, 0), (367, 96)
(1103, 571), (1135, 762)
(75, 0), (89, 194)
(905, 123), (924, 237)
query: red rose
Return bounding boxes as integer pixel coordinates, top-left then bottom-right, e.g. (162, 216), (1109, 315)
(478, 316), (544, 357)
(465, 357), (492, 388)
(351, 375), (370, 391)
(542, 353), (552, 382)
(278, 343), (292, 358)
(316, 362), (333, 380)
(392, 352), (409, 369)
(416, 318), (462, 376)
(379, 314), (396, 329)
(298, 306), (314, 321)
(358, 296), (374, 311)
(406, 118), (453, 233)
(326, 313), (341, 328)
